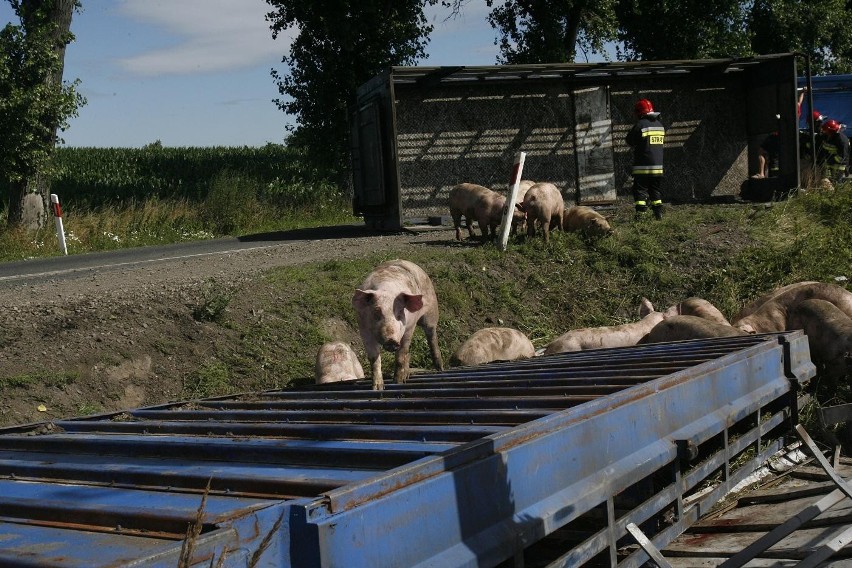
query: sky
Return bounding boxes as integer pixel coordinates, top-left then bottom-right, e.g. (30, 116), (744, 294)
(1, 0), (503, 148)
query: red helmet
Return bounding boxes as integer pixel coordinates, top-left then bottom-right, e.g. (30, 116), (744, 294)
(821, 119), (841, 135)
(812, 110), (826, 123)
(634, 99), (654, 117)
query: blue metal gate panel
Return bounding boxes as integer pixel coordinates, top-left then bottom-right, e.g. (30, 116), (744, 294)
(0, 333), (813, 567)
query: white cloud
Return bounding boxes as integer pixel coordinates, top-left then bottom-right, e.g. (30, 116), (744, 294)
(117, 0), (294, 76)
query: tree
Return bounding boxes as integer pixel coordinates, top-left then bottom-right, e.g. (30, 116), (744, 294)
(485, 0), (619, 64)
(749, 0), (852, 74)
(0, 0), (84, 230)
(616, 0), (850, 71)
(615, 0), (752, 61)
(265, 1), (440, 184)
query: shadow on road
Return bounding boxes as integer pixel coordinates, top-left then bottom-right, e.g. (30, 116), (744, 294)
(237, 224), (391, 242)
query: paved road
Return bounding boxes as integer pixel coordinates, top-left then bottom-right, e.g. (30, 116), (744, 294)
(0, 225), (386, 288)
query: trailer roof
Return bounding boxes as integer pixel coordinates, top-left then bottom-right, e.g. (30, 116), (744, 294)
(386, 53), (798, 86)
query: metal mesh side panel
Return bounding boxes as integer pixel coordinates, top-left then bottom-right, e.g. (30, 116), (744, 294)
(394, 82), (578, 221)
(611, 75), (748, 203)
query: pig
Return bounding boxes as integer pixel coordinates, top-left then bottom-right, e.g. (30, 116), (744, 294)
(734, 281), (819, 320)
(510, 179), (536, 234)
(638, 315), (747, 344)
(352, 259), (443, 390)
(450, 327), (536, 367)
(517, 182), (564, 242)
(315, 341), (365, 384)
(448, 183), (509, 242)
(562, 205), (613, 238)
(663, 297), (730, 326)
(544, 298), (666, 355)
(733, 282), (852, 334)
(787, 299), (852, 382)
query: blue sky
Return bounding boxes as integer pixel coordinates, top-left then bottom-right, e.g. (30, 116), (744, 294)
(1, 0), (501, 148)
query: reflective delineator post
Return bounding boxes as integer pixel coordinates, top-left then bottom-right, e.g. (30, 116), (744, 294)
(497, 151), (526, 251)
(50, 194), (68, 256)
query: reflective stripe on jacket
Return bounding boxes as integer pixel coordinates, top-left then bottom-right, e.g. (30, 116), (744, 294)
(626, 117), (665, 176)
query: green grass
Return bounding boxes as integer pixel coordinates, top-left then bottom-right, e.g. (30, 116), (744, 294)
(0, 175), (358, 262)
(0, 371), (78, 389)
(196, 184), (852, 402)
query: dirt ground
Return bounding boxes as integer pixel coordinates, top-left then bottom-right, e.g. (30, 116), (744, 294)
(0, 225), (457, 428)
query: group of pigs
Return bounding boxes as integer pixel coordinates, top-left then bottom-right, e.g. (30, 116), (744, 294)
(449, 181), (613, 243)
(316, 263), (852, 390)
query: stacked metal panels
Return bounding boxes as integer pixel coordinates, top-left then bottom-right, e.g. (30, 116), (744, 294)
(0, 333), (813, 567)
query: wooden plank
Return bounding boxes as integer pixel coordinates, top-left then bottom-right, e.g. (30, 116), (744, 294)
(693, 495), (852, 531)
(740, 479), (835, 504)
(664, 526), (852, 558)
(668, 557), (852, 567)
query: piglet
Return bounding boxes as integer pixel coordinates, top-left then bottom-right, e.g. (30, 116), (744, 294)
(450, 327), (535, 367)
(315, 341), (364, 385)
(562, 205), (613, 238)
(352, 259), (444, 390)
(448, 183), (492, 241)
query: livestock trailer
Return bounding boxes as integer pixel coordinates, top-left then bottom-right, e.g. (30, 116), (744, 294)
(0, 333), (814, 567)
(350, 53), (802, 230)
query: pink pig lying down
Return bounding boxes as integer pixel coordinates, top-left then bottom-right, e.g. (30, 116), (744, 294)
(663, 297), (730, 325)
(543, 298), (665, 355)
(787, 299), (852, 383)
(352, 259), (444, 390)
(734, 281), (819, 321)
(450, 327), (535, 367)
(638, 315), (746, 344)
(314, 341), (365, 385)
(732, 282), (852, 334)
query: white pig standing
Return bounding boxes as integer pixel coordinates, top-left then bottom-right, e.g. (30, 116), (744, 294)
(450, 327), (535, 367)
(352, 259), (444, 390)
(517, 182), (564, 242)
(449, 183), (506, 241)
(315, 341), (365, 384)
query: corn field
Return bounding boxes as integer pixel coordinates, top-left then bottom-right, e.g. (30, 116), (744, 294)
(29, 144), (340, 208)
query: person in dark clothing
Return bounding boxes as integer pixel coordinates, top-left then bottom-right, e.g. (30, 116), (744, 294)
(758, 131), (781, 178)
(817, 119), (849, 183)
(626, 98), (666, 219)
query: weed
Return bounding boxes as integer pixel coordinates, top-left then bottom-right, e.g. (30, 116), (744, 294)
(183, 360), (231, 399)
(192, 279), (232, 323)
(0, 371), (77, 389)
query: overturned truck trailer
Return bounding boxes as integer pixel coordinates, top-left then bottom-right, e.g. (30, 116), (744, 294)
(350, 54), (802, 230)
(0, 333), (814, 567)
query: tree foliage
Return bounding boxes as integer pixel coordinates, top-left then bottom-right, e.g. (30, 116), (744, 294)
(616, 0), (753, 61)
(0, 0), (84, 226)
(749, 0), (852, 74)
(485, 0), (618, 64)
(265, 0), (440, 182)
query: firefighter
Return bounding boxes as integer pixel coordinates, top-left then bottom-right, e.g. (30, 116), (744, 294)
(626, 98), (666, 220)
(817, 119), (849, 183)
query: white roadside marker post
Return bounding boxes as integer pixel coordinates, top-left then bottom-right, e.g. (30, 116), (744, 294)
(50, 194), (68, 256)
(497, 151), (526, 251)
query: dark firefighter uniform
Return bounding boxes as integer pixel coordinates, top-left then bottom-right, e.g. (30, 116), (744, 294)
(626, 104), (666, 219)
(818, 126), (849, 182)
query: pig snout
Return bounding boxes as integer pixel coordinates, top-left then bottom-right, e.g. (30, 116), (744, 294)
(383, 339), (401, 352)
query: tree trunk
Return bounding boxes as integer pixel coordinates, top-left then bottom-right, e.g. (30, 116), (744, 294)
(10, 0), (75, 231)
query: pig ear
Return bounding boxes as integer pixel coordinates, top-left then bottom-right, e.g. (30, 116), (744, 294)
(352, 289), (373, 308)
(401, 293), (424, 313)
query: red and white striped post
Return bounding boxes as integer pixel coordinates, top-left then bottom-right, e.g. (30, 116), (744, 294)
(50, 194), (68, 256)
(497, 151), (526, 251)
